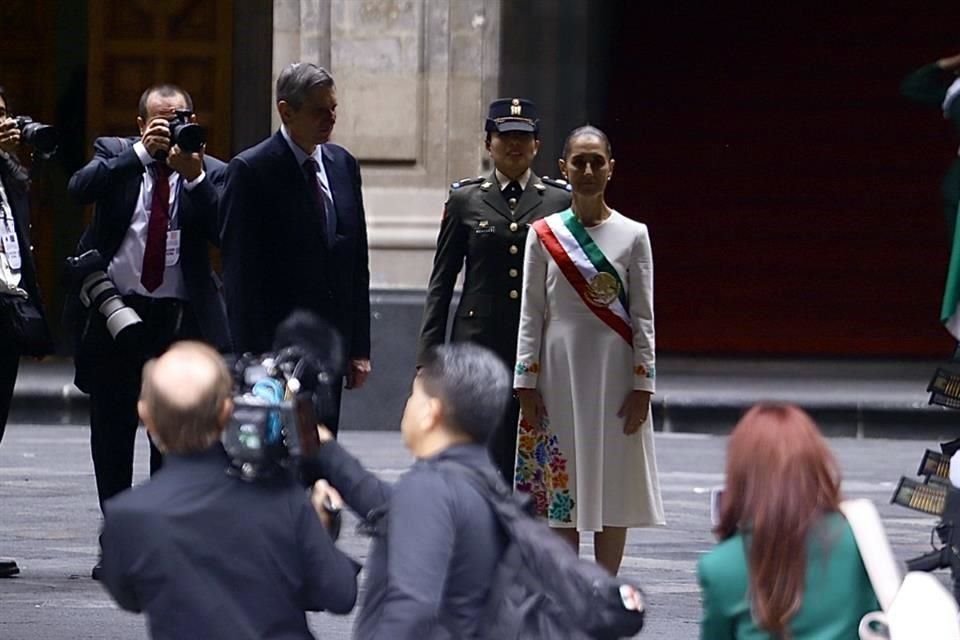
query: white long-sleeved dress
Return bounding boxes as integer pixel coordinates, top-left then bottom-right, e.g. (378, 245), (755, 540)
(514, 209), (665, 531)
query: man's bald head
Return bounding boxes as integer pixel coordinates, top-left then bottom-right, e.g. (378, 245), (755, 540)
(139, 342), (233, 454)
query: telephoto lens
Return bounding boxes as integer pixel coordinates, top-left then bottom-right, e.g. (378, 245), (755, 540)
(80, 271), (144, 343)
(66, 250), (144, 347)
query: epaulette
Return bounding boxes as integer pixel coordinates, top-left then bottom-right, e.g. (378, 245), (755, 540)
(449, 176), (485, 190)
(540, 176), (573, 191)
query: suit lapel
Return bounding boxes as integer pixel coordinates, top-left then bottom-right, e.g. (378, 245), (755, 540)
(122, 137), (142, 223)
(269, 131), (322, 227)
(512, 172), (545, 222)
(480, 171), (513, 222)
(321, 145), (347, 238)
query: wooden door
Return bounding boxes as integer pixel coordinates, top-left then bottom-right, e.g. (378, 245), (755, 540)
(86, 0), (233, 159)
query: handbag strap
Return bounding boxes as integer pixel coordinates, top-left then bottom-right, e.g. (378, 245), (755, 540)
(839, 499), (902, 611)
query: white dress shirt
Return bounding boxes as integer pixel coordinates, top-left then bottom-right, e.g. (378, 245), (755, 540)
(107, 141), (204, 300)
(280, 125), (336, 242)
(495, 168), (531, 191)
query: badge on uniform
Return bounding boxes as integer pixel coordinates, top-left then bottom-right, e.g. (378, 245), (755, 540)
(475, 220), (495, 234)
(165, 229), (181, 266)
(1, 219), (21, 270)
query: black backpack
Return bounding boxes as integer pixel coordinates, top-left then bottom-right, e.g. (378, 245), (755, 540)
(438, 460), (646, 639)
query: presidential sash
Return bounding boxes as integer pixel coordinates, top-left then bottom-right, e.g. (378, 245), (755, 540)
(532, 209), (633, 344)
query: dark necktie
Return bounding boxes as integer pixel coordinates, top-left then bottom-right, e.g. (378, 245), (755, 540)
(504, 180), (523, 211)
(303, 157), (332, 247)
(141, 163), (172, 292)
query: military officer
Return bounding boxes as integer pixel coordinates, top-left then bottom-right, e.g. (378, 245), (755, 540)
(416, 98), (571, 484)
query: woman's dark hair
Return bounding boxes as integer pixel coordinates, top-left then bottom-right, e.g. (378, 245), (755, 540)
(716, 404), (841, 636)
(561, 125), (612, 159)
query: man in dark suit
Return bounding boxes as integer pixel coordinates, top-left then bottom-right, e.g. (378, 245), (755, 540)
(0, 88), (52, 578)
(101, 341), (358, 639)
(66, 84), (229, 578)
(220, 63), (370, 435)
(416, 98), (571, 483)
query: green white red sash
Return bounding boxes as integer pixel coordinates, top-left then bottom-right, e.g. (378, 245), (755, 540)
(532, 209), (633, 344)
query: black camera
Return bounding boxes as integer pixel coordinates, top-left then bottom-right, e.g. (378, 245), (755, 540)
(64, 249), (143, 346)
(169, 109), (205, 154)
(14, 116), (56, 157)
(221, 311), (345, 483)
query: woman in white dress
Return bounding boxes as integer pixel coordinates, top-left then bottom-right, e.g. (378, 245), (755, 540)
(514, 126), (665, 575)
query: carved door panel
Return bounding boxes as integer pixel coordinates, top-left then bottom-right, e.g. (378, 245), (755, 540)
(87, 0), (233, 159)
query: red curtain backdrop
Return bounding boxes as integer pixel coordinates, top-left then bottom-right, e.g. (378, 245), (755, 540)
(605, 3), (957, 356)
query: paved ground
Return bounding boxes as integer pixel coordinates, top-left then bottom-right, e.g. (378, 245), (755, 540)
(0, 425), (953, 639)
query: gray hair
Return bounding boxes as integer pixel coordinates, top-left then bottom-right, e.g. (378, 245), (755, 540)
(276, 63), (335, 110)
(418, 344), (511, 444)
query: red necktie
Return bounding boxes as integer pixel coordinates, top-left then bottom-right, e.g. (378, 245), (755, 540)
(141, 163), (172, 292)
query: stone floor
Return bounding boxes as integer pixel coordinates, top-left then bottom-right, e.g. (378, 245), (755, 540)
(0, 426), (952, 639)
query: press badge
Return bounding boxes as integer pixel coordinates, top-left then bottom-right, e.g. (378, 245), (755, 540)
(165, 229), (181, 266)
(1, 219), (20, 270)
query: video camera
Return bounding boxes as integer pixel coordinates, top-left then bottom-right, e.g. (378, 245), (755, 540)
(13, 116), (56, 157)
(154, 109), (205, 161)
(221, 311), (345, 484)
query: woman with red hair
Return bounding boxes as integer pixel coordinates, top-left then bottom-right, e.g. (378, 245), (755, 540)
(698, 405), (878, 639)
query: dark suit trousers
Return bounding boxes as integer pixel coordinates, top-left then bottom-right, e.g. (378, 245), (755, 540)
(88, 297), (201, 511)
(0, 334), (19, 445)
(488, 394), (520, 485)
(322, 380), (343, 438)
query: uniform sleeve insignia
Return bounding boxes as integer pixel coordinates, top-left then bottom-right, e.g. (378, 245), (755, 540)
(541, 176), (573, 191)
(449, 176), (485, 190)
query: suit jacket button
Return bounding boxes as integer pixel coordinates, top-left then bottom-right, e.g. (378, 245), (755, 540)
(509, 222), (518, 232)
(509, 268), (518, 278)
(509, 290), (519, 299)
(509, 245), (518, 255)
(468, 310), (475, 317)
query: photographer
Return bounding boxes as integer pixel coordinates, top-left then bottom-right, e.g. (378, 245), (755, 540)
(100, 341), (358, 639)
(307, 343), (510, 639)
(66, 83), (230, 579)
(0, 87), (52, 578)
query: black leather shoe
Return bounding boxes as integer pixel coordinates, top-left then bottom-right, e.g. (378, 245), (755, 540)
(0, 558), (19, 578)
(91, 560), (103, 581)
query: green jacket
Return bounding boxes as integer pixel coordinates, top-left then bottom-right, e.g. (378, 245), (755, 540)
(697, 512), (879, 639)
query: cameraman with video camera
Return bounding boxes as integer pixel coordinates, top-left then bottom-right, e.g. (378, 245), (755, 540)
(0, 87), (54, 578)
(100, 341), (358, 639)
(66, 83), (230, 580)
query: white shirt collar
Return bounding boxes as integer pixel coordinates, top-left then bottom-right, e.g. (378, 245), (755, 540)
(280, 125), (322, 166)
(495, 168), (531, 191)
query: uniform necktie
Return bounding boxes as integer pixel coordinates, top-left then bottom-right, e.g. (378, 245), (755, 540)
(303, 157), (333, 247)
(504, 180), (523, 210)
(141, 163), (172, 292)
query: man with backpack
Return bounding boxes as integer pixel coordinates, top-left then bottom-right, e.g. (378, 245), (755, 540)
(308, 342), (646, 639)
(309, 343), (508, 638)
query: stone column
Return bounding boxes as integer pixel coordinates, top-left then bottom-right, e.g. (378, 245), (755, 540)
(272, 0), (500, 288)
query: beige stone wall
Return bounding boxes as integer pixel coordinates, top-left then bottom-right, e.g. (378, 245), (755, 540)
(272, 0), (500, 288)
